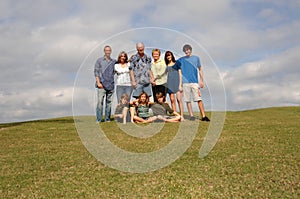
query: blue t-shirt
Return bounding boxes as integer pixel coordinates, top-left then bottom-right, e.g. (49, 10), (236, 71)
(178, 55), (201, 83)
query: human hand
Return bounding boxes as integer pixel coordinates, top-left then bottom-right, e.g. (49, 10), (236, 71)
(132, 81), (137, 89)
(97, 82), (103, 89)
(179, 85), (183, 92)
(199, 81), (204, 88)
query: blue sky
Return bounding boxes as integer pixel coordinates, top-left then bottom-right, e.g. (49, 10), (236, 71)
(0, 0), (300, 123)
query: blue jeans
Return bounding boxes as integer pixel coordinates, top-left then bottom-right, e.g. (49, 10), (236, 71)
(96, 88), (114, 122)
(116, 85), (133, 102)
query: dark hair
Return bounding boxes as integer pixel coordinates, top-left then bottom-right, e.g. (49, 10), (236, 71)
(155, 92), (166, 102)
(117, 51), (128, 63)
(138, 92), (149, 104)
(164, 51), (176, 65)
(104, 45), (111, 50)
(182, 44), (192, 52)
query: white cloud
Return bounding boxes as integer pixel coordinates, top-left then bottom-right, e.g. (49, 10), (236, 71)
(224, 46), (300, 109)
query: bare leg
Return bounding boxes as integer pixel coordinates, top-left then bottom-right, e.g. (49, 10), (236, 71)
(165, 115), (181, 122)
(198, 100), (206, 118)
(186, 102), (193, 117)
(176, 91), (184, 121)
(157, 115), (181, 123)
(130, 106), (136, 123)
(133, 116), (147, 123)
(133, 116), (157, 123)
(169, 93), (176, 111)
(122, 107), (128, 124)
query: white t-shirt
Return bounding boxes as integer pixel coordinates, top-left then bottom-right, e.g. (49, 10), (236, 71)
(114, 63), (131, 85)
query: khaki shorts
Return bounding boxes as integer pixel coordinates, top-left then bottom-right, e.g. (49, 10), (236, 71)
(183, 83), (202, 102)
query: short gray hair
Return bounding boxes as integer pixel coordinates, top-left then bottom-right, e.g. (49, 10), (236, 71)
(136, 42), (144, 48)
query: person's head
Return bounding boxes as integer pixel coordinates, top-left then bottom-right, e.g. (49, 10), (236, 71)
(136, 42), (145, 56)
(117, 51), (128, 64)
(103, 45), (112, 57)
(182, 44), (192, 56)
(120, 93), (129, 105)
(156, 92), (166, 103)
(138, 91), (149, 104)
(164, 51), (176, 65)
(152, 48), (161, 62)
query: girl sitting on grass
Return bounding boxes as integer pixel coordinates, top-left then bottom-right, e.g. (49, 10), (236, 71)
(130, 92), (157, 123)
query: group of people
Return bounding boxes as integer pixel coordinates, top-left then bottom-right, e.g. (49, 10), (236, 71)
(94, 42), (210, 124)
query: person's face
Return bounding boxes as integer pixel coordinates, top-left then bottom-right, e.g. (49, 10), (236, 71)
(120, 53), (126, 63)
(140, 94), (146, 102)
(152, 51), (160, 61)
(157, 96), (164, 103)
(104, 47), (112, 57)
(184, 48), (192, 56)
(137, 45), (144, 55)
(121, 98), (128, 104)
(166, 54), (172, 62)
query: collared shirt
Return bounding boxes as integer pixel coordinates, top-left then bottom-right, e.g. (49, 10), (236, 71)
(94, 56), (116, 90)
(151, 59), (167, 85)
(129, 53), (152, 85)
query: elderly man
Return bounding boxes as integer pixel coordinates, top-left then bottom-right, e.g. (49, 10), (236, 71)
(129, 42), (153, 98)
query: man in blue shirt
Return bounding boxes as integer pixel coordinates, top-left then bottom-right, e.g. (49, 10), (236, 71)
(94, 45), (116, 122)
(178, 44), (210, 121)
(129, 42), (153, 98)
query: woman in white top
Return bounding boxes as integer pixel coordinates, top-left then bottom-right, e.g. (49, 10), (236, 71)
(114, 51), (133, 102)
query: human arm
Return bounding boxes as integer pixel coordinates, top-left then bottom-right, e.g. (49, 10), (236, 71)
(178, 69), (183, 92)
(150, 69), (155, 86)
(129, 70), (137, 88)
(199, 67), (204, 88)
(129, 99), (138, 106)
(94, 59), (103, 88)
(95, 77), (103, 88)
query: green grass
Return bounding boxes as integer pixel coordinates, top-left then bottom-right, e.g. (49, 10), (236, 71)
(0, 107), (299, 198)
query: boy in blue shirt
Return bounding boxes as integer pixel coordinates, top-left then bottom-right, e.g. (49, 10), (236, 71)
(178, 44), (210, 121)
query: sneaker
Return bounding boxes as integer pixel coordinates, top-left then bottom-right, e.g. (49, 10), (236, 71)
(201, 116), (210, 122)
(189, 116), (196, 121)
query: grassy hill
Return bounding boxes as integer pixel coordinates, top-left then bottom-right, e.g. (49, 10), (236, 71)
(0, 107), (299, 198)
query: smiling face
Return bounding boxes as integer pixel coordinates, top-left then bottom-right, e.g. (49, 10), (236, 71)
(121, 98), (128, 105)
(184, 48), (192, 57)
(166, 53), (172, 62)
(152, 51), (160, 62)
(157, 96), (164, 103)
(136, 43), (145, 56)
(120, 53), (126, 63)
(140, 93), (147, 103)
(104, 46), (112, 57)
